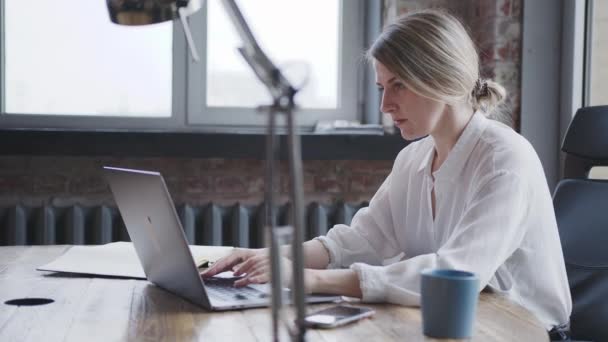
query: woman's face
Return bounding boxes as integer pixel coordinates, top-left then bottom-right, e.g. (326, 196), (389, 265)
(375, 60), (446, 140)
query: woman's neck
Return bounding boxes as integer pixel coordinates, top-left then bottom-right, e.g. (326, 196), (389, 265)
(430, 104), (475, 172)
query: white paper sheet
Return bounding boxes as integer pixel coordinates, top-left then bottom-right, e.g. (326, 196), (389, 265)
(36, 241), (233, 279)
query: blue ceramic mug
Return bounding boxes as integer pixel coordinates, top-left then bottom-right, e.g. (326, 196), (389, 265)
(420, 269), (480, 339)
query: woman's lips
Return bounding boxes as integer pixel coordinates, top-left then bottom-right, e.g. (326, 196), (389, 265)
(394, 119), (407, 126)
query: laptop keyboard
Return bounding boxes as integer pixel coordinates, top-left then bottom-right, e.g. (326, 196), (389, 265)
(204, 278), (268, 301)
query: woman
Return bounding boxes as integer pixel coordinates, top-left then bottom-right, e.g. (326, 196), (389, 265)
(202, 9), (572, 331)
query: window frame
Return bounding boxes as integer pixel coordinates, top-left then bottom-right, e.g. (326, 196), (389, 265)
(520, 0), (589, 190)
(186, 0), (365, 132)
(584, 0), (607, 107)
(583, 0), (594, 107)
(559, 0), (587, 143)
(0, 3), (188, 131)
(0, 0), (5, 113)
(0, 0), (373, 133)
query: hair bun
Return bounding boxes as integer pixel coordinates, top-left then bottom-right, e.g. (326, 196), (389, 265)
(472, 79), (489, 98)
(471, 78), (506, 113)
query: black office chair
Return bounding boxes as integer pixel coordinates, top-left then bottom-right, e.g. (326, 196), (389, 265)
(553, 105), (608, 342)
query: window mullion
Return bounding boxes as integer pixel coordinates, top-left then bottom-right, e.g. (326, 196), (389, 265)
(583, 0), (594, 106)
(186, 5), (207, 127)
(340, 0), (364, 124)
(362, 0), (382, 125)
(173, 11), (189, 128)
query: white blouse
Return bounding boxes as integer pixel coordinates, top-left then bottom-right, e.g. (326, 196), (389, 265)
(316, 112), (572, 329)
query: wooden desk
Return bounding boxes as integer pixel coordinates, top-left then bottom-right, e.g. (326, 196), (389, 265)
(0, 246), (548, 341)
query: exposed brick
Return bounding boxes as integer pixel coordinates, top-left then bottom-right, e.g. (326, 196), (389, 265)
(349, 173), (387, 193)
(32, 174), (68, 195)
(27, 156), (99, 175)
(396, 0), (453, 16)
(181, 176), (213, 194)
(340, 160), (393, 174)
(279, 171), (316, 195)
(511, 0), (522, 18)
(313, 174), (347, 194)
(492, 62), (520, 86)
(245, 176), (265, 195)
(499, 0), (512, 16)
(303, 160), (329, 174)
(1, 154), (392, 206)
(479, 40), (521, 63)
(214, 175), (249, 195)
(213, 173), (263, 195)
(0, 175), (33, 195)
(123, 158), (188, 176)
(68, 175), (109, 195)
(195, 158), (230, 171)
(477, 0), (519, 19)
(163, 175), (185, 198)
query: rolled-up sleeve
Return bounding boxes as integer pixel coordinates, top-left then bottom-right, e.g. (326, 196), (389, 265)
(315, 172), (401, 269)
(349, 171), (528, 305)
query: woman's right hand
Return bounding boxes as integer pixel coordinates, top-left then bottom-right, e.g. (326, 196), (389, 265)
(199, 248), (265, 279)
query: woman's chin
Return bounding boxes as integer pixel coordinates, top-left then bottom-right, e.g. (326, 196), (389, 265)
(399, 128), (422, 141)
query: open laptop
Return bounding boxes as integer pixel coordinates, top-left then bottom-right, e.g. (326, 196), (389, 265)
(103, 166), (341, 310)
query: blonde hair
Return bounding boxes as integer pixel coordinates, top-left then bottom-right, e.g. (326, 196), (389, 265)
(367, 9), (507, 119)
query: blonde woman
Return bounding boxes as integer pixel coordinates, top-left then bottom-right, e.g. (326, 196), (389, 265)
(203, 9), (572, 334)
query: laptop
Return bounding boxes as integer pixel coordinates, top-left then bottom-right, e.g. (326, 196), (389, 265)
(103, 166), (341, 310)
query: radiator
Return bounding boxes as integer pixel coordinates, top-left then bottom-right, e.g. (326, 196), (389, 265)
(0, 202), (366, 247)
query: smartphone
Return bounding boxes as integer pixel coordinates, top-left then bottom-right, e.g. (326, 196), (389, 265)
(304, 305), (375, 328)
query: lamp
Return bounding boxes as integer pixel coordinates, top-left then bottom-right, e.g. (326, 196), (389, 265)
(106, 1), (308, 341)
(107, 0), (201, 61)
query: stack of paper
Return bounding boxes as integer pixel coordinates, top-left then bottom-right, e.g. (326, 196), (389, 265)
(37, 242), (233, 279)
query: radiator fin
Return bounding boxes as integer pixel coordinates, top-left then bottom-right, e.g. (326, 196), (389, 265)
(0, 202), (366, 246)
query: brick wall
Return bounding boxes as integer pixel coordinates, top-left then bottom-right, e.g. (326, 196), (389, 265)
(0, 156), (392, 207)
(0, 0), (521, 208)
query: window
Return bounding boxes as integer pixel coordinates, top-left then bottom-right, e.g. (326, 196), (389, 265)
(4, 1), (173, 117)
(189, 0), (362, 129)
(0, 0), (369, 132)
(207, 0), (339, 109)
(586, 0), (608, 106)
(0, 0), (184, 130)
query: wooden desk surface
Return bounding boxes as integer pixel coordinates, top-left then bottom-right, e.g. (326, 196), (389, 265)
(0, 246), (548, 342)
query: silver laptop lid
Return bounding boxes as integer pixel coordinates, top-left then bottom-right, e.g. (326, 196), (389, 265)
(103, 166), (211, 308)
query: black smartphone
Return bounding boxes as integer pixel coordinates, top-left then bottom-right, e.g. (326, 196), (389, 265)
(304, 305), (375, 328)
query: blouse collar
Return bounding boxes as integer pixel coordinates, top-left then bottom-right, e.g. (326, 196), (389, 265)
(417, 111), (488, 180)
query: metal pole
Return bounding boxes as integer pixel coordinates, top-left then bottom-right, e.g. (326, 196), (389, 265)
(285, 104), (307, 342)
(263, 104), (282, 342)
(218, 2), (307, 338)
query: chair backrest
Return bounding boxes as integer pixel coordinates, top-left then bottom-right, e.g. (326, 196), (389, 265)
(553, 105), (608, 341)
(561, 105), (608, 179)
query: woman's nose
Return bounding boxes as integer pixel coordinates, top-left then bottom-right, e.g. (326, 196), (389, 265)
(380, 92), (395, 114)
